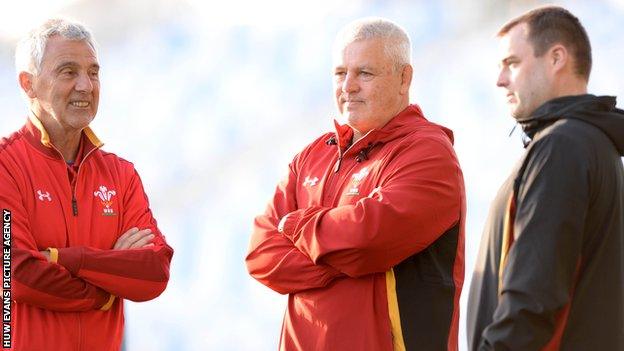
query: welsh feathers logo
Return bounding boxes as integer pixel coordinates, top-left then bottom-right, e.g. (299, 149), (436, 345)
(346, 167), (370, 196)
(94, 185), (117, 216)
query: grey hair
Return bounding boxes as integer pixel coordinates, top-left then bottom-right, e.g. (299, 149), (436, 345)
(15, 18), (97, 76)
(333, 17), (411, 69)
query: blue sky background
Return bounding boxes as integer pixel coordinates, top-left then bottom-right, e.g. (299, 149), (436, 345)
(1, 1), (623, 350)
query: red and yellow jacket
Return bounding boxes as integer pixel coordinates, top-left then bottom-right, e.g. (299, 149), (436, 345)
(0, 115), (173, 351)
(246, 105), (466, 351)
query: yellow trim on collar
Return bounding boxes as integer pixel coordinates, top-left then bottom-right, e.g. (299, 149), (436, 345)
(28, 113), (52, 147)
(83, 126), (103, 148)
(46, 247), (59, 263)
(100, 294), (116, 311)
(28, 112), (104, 148)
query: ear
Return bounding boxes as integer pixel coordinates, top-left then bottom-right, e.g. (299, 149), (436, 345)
(548, 44), (569, 74)
(400, 64), (413, 95)
(18, 71), (36, 99)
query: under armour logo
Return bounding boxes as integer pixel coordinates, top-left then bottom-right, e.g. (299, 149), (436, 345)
(303, 176), (319, 187)
(37, 190), (52, 202)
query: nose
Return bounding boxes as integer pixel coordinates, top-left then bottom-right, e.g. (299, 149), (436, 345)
(75, 71), (94, 93)
(496, 67), (509, 88)
(341, 72), (359, 94)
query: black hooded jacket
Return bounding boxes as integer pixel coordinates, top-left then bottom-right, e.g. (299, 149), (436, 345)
(468, 94), (624, 350)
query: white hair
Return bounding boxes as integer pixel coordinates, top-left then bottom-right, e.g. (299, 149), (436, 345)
(15, 18), (97, 76)
(333, 17), (412, 69)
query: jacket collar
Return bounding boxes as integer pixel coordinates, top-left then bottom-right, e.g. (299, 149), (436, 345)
(22, 112), (104, 161)
(330, 104), (453, 154)
(332, 104), (426, 148)
(517, 94), (624, 154)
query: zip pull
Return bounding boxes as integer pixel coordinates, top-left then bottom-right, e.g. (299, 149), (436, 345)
(334, 157), (342, 173)
(72, 195), (78, 216)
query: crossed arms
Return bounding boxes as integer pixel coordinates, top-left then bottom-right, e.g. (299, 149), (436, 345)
(246, 137), (463, 294)
(3, 167), (173, 312)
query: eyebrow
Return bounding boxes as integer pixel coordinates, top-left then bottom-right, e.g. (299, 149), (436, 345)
(358, 65), (375, 71)
(501, 56), (518, 65)
(54, 61), (100, 71)
(333, 65), (376, 72)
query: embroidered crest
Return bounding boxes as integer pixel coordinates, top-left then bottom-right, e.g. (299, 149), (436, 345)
(36, 190), (52, 202)
(303, 176), (319, 187)
(94, 185), (117, 216)
(346, 167), (370, 196)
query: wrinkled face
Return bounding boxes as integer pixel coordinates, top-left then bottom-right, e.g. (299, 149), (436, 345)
(30, 35), (100, 132)
(333, 39), (406, 135)
(497, 23), (553, 119)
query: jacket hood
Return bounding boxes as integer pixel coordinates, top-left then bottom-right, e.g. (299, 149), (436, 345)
(518, 94), (624, 155)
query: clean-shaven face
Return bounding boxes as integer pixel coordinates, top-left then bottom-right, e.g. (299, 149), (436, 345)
(31, 35), (100, 132)
(333, 38), (405, 134)
(497, 23), (553, 119)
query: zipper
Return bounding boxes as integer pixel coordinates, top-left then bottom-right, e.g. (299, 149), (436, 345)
(333, 156), (342, 173)
(323, 131), (374, 204)
(69, 146), (99, 217)
(72, 195), (78, 216)
(47, 143), (81, 217)
(333, 131), (373, 173)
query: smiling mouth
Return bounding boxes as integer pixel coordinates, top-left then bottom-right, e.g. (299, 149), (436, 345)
(70, 101), (90, 108)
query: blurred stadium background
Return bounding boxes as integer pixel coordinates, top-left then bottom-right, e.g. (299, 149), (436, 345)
(1, 0), (622, 350)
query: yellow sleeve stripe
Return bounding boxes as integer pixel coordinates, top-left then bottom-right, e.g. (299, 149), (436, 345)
(386, 269), (406, 351)
(100, 295), (116, 311)
(46, 247), (59, 263)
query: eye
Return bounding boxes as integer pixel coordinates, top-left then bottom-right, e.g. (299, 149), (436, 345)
(60, 68), (76, 77)
(333, 71), (346, 82)
(89, 69), (100, 79)
(359, 71), (374, 80)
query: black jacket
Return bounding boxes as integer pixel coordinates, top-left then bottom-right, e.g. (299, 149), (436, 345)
(468, 94), (624, 350)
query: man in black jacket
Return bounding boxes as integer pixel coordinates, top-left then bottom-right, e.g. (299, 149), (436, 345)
(468, 6), (624, 350)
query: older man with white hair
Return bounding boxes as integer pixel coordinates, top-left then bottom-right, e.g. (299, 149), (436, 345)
(247, 17), (466, 350)
(0, 18), (173, 350)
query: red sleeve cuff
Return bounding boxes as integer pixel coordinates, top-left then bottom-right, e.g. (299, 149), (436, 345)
(56, 246), (85, 275)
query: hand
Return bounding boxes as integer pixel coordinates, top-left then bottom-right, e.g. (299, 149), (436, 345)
(40, 250), (51, 262)
(113, 227), (155, 250)
(277, 213), (290, 234)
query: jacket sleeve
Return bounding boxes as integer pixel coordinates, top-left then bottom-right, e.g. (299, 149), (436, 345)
(281, 137), (463, 278)
(54, 168), (173, 302)
(0, 165), (111, 311)
(246, 161), (344, 295)
(480, 134), (588, 350)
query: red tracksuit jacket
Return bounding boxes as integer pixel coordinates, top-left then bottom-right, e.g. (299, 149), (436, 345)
(0, 115), (173, 350)
(247, 105), (466, 350)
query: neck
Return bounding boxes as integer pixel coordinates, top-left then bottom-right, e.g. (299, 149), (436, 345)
(351, 101), (410, 144)
(31, 109), (82, 162)
(553, 76), (588, 99)
(53, 132), (82, 162)
(352, 130), (365, 143)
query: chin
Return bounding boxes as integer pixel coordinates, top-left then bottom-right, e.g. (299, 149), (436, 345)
(69, 114), (96, 129)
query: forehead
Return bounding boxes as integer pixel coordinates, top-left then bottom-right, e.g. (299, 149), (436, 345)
(41, 35), (98, 68)
(333, 38), (390, 67)
(498, 23), (533, 58)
